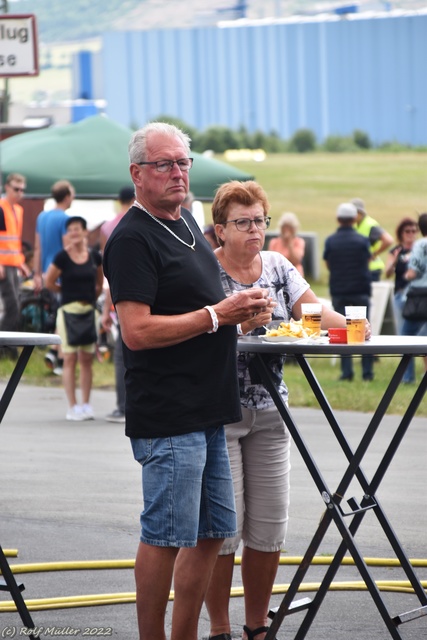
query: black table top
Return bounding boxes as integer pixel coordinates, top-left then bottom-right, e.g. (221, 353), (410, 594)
(0, 332), (61, 347)
(237, 334), (427, 356)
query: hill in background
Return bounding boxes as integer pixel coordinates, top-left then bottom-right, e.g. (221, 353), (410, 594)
(6, 0), (426, 105)
(9, 0), (427, 43)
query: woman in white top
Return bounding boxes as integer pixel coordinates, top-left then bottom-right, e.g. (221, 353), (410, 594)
(204, 182), (356, 640)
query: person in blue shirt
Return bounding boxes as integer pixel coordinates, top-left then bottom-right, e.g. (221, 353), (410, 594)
(33, 180), (75, 290)
(33, 180), (75, 372)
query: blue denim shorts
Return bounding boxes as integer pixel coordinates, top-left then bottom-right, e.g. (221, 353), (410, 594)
(131, 426), (237, 548)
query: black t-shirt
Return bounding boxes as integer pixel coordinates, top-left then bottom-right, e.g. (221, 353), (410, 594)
(323, 227), (372, 297)
(389, 244), (412, 293)
(54, 249), (102, 305)
(103, 206), (241, 439)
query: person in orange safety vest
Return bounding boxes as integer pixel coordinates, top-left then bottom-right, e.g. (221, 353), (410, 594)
(0, 173), (31, 357)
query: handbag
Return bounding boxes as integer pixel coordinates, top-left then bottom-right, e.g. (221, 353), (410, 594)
(402, 287), (427, 321)
(63, 308), (97, 346)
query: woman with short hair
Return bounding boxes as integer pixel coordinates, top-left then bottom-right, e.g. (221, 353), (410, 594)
(204, 181), (352, 640)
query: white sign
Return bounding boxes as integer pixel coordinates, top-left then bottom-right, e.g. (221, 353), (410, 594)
(0, 14), (39, 77)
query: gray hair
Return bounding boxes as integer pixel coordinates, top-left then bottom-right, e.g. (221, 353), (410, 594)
(128, 122), (192, 163)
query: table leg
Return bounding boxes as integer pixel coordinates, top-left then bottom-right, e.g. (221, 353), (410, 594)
(0, 345), (34, 423)
(298, 355), (427, 604)
(0, 545), (35, 629)
(252, 353), (427, 640)
(0, 345), (36, 633)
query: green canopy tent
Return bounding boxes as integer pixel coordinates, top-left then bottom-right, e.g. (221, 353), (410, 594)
(0, 115), (254, 200)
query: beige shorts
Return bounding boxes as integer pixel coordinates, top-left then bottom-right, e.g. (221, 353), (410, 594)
(220, 405), (291, 555)
(57, 301), (97, 354)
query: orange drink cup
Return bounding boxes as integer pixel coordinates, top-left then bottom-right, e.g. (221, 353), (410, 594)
(301, 303), (322, 335)
(345, 306), (367, 344)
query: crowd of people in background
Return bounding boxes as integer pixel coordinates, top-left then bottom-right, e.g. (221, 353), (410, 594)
(1, 168), (425, 402)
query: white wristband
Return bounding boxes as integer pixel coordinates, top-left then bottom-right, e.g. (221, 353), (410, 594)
(204, 305), (218, 333)
(237, 323), (244, 336)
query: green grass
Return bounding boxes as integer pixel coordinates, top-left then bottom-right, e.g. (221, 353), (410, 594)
(4, 345), (426, 417)
(282, 355), (427, 417)
(2, 347), (115, 389)
(204, 151), (427, 286)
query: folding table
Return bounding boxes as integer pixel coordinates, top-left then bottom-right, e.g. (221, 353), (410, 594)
(237, 335), (427, 640)
(0, 331), (61, 633)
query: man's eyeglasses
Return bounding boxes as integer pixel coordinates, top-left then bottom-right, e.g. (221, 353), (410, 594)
(223, 217), (271, 232)
(137, 158), (193, 173)
(10, 186), (26, 193)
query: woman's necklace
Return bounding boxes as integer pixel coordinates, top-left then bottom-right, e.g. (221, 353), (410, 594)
(134, 199), (196, 251)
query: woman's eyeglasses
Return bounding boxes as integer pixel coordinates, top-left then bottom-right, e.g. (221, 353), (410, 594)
(223, 217), (271, 232)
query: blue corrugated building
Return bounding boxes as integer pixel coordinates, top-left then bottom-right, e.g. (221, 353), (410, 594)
(75, 9), (427, 145)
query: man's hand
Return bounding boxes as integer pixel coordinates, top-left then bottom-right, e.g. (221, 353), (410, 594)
(214, 287), (274, 326)
(33, 273), (43, 293)
(101, 311), (113, 332)
(101, 289), (114, 331)
(19, 263), (32, 279)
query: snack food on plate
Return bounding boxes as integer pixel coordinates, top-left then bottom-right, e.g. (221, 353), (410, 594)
(265, 319), (320, 339)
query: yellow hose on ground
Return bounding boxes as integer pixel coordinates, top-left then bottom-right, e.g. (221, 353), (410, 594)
(277, 556), (427, 568)
(6, 556), (427, 575)
(1, 555), (426, 612)
(1, 581), (427, 612)
(8, 559), (135, 574)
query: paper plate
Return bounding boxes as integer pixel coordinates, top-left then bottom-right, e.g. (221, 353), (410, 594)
(262, 335), (302, 343)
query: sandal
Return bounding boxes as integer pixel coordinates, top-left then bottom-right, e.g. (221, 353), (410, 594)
(209, 635), (232, 640)
(243, 625), (275, 640)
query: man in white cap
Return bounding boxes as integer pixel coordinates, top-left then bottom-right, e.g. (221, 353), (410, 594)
(351, 198), (393, 281)
(324, 203), (374, 381)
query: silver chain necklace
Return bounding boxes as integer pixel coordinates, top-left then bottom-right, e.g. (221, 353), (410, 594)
(134, 199), (196, 251)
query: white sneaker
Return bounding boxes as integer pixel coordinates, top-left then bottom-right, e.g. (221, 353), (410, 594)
(66, 405), (85, 421)
(82, 403), (95, 420)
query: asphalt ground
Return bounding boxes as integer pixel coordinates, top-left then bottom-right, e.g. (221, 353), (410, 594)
(0, 384), (426, 640)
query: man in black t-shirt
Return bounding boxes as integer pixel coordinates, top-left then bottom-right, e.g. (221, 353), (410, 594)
(103, 122), (273, 640)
